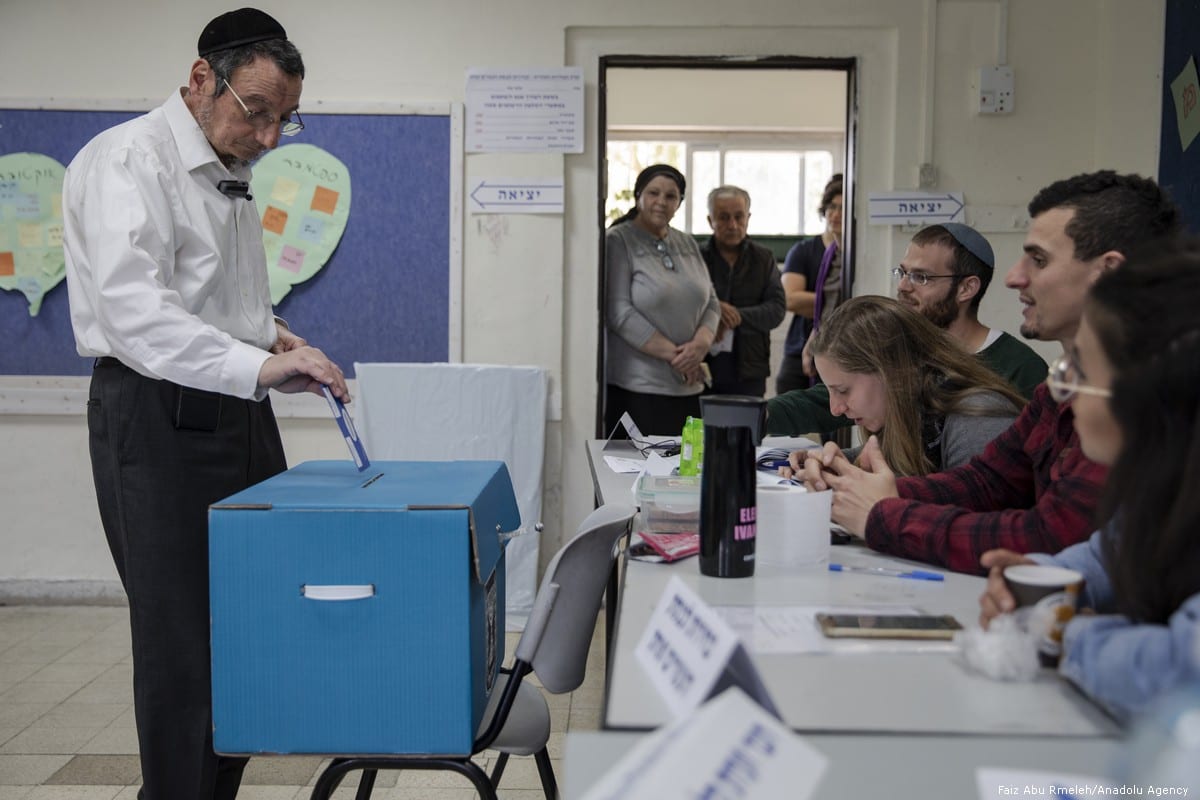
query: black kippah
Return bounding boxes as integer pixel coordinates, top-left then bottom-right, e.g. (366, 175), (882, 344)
(198, 8), (288, 57)
(634, 164), (686, 200)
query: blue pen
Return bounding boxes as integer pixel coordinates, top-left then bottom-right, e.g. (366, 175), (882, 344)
(828, 563), (945, 581)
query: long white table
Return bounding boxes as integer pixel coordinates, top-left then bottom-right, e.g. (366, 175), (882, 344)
(587, 440), (1121, 738)
(563, 730), (1124, 799)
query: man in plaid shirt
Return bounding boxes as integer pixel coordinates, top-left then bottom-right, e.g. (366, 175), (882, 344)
(799, 171), (1181, 574)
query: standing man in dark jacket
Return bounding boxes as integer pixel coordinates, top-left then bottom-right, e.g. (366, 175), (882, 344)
(701, 185), (787, 397)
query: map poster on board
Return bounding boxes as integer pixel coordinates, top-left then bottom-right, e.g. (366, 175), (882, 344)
(0, 152), (66, 316)
(249, 143), (351, 304)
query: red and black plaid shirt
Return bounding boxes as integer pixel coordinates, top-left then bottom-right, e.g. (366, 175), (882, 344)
(864, 383), (1107, 575)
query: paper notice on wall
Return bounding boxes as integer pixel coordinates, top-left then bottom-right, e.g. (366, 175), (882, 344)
(465, 67), (583, 153)
(1170, 55), (1200, 152)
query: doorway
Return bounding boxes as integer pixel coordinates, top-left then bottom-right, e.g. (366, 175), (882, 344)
(596, 56), (858, 436)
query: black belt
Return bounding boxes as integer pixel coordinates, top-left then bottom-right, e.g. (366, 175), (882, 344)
(94, 356), (127, 369)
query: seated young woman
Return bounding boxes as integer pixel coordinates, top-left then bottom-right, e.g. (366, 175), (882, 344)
(978, 237), (1200, 720)
(785, 295), (1024, 477)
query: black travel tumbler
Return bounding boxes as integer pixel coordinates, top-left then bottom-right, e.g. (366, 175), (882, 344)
(698, 395), (766, 578)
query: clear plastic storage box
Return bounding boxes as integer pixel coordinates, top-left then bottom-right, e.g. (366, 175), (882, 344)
(636, 474), (701, 533)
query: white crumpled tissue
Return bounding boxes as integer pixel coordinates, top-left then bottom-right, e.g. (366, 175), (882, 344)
(956, 613), (1041, 682)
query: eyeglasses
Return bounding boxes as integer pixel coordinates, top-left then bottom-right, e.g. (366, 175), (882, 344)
(892, 266), (959, 287)
(1046, 353), (1112, 403)
(223, 79), (304, 136)
(655, 240), (675, 270)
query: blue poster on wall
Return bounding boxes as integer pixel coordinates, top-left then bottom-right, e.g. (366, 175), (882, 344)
(0, 106), (451, 377)
(1160, 0), (1200, 232)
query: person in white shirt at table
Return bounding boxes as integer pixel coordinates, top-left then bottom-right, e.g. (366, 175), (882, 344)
(978, 238), (1200, 721)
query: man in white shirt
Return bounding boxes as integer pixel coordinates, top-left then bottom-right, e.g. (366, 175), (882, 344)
(62, 9), (347, 799)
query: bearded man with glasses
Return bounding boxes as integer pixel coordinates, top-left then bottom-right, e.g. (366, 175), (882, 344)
(769, 222), (1047, 435)
(62, 9), (349, 799)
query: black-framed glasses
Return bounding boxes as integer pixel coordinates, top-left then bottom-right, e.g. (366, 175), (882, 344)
(892, 266), (959, 286)
(223, 79), (304, 136)
(1046, 353), (1112, 403)
(655, 240), (675, 270)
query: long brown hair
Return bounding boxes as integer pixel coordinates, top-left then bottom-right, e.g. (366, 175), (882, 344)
(809, 295), (1025, 476)
(1089, 238), (1200, 624)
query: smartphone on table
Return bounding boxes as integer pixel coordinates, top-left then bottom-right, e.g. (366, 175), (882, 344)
(815, 613), (962, 640)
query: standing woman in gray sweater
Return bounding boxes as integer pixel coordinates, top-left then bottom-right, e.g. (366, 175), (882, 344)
(605, 164), (720, 436)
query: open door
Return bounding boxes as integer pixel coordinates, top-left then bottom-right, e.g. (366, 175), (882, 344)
(596, 56), (858, 435)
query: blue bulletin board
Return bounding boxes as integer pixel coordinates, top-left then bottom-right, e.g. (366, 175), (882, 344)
(1160, 0), (1200, 232)
(0, 103), (458, 377)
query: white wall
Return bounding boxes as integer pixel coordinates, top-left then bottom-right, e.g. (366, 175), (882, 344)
(0, 0), (1166, 601)
(607, 68), (848, 130)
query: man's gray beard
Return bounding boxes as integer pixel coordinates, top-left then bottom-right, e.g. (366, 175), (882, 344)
(195, 103), (252, 170)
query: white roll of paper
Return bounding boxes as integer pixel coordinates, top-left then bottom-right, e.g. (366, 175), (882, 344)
(755, 484), (833, 569)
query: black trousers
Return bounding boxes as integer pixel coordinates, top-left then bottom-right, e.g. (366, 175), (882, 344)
(775, 352), (812, 395)
(88, 359), (287, 800)
(605, 384), (702, 438)
(706, 353), (767, 398)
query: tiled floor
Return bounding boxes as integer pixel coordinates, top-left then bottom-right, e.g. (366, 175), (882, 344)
(0, 606), (606, 799)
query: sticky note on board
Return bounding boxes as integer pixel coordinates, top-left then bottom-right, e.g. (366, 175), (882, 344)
(15, 194), (40, 219)
(298, 216), (325, 242)
(311, 185), (339, 214)
(0, 252), (14, 276)
(278, 245), (305, 273)
(271, 176), (301, 206)
(1171, 55), (1200, 152)
(18, 222), (43, 248)
(261, 205), (288, 235)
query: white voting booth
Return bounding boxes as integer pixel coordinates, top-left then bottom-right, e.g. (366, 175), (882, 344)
(355, 363), (547, 628)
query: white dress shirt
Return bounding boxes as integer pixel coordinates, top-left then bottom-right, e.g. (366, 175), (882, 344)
(64, 89), (276, 400)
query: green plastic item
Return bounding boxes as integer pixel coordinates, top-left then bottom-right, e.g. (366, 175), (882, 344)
(679, 416), (704, 475)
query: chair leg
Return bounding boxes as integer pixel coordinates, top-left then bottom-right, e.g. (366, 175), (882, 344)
(533, 747), (558, 800)
(447, 759), (499, 800)
(310, 757), (497, 800)
(310, 758), (355, 800)
(354, 768), (378, 800)
(489, 751), (510, 786)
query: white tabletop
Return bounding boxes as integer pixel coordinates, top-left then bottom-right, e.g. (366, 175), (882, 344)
(586, 440), (1121, 738)
(605, 555), (1118, 736)
(564, 730), (1126, 799)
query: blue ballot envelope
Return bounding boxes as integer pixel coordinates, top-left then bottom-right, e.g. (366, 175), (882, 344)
(208, 459), (520, 755)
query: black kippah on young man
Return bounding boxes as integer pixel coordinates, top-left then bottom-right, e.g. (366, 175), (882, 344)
(197, 7), (288, 56)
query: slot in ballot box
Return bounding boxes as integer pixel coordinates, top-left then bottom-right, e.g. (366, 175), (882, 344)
(208, 459), (521, 756)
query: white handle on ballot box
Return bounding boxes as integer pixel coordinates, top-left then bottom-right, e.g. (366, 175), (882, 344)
(301, 584), (376, 601)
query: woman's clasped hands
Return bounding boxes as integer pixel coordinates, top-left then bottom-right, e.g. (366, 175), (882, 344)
(779, 436), (901, 535)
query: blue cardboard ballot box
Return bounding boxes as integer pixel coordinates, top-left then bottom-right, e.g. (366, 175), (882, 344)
(208, 460), (521, 755)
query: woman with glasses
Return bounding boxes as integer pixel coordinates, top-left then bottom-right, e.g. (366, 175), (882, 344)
(978, 238), (1200, 720)
(787, 295), (1025, 477)
(605, 164), (720, 436)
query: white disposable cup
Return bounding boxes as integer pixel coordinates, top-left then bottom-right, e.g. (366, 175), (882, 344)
(756, 485), (832, 569)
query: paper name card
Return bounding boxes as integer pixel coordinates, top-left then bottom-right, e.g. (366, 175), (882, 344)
(605, 411), (649, 452)
(322, 385), (370, 471)
(635, 575), (740, 718)
(581, 687), (828, 800)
